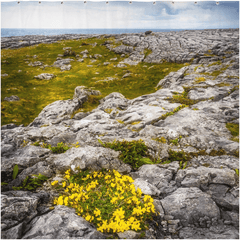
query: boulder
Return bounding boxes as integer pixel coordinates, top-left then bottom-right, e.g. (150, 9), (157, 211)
(4, 95), (20, 102)
(34, 73), (55, 80)
(22, 205), (106, 239)
(161, 187), (221, 227)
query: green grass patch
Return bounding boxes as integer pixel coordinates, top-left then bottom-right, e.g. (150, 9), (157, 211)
(195, 77), (206, 84)
(207, 61), (222, 67)
(32, 141), (80, 153)
(226, 123), (239, 136)
(166, 87), (201, 105)
(1, 37), (184, 126)
(226, 123), (239, 142)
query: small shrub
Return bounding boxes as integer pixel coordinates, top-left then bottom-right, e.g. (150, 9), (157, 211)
(52, 168), (156, 233)
(12, 174), (48, 191)
(99, 139), (153, 169)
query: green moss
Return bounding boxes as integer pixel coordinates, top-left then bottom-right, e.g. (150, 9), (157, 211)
(202, 163), (210, 167)
(226, 123), (239, 137)
(235, 169), (239, 176)
(207, 61), (222, 67)
(209, 149), (226, 156)
(234, 150), (239, 158)
(154, 104), (188, 123)
(152, 136), (167, 144)
(195, 77), (206, 84)
(131, 121), (141, 125)
(116, 119), (125, 124)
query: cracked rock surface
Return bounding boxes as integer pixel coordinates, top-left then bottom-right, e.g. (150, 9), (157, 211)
(1, 29), (239, 239)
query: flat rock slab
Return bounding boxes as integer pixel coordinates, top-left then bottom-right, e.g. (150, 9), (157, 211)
(191, 155), (239, 171)
(46, 146), (131, 173)
(22, 205), (106, 239)
(29, 99), (81, 127)
(179, 225), (239, 239)
(188, 86), (230, 101)
(160, 187), (220, 227)
(176, 166), (237, 187)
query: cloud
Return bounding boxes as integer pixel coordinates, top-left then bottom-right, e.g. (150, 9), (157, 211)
(1, 1), (239, 29)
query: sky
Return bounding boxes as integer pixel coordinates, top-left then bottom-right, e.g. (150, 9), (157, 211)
(1, 1), (239, 29)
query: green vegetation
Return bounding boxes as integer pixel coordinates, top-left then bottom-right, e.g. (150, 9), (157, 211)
(207, 61), (222, 67)
(52, 168), (157, 234)
(98, 139), (159, 169)
(235, 169), (239, 176)
(170, 136), (182, 146)
(12, 173), (48, 191)
(159, 148), (228, 169)
(195, 77), (206, 84)
(33, 141), (80, 153)
(226, 123), (239, 136)
(166, 87), (200, 105)
(12, 164), (19, 179)
(1, 37), (184, 126)
(226, 123), (239, 142)
(152, 136), (167, 144)
(154, 104), (188, 123)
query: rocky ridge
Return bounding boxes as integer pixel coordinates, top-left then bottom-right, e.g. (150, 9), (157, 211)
(1, 29), (239, 239)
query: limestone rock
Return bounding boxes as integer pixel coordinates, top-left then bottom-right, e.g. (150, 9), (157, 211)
(179, 225), (239, 239)
(46, 146), (132, 173)
(22, 205), (106, 239)
(34, 73), (55, 80)
(4, 95), (20, 102)
(161, 187), (220, 227)
(133, 178), (161, 196)
(176, 166), (236, 187)
(1, 192), (39, 231)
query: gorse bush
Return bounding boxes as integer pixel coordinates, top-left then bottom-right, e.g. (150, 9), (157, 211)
(98, 139), (154, 169)
(52, 168), (156, 233)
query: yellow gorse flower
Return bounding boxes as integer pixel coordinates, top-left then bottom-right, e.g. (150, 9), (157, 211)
(51, 180), (58, 186)
(52, 168), (156, 234)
